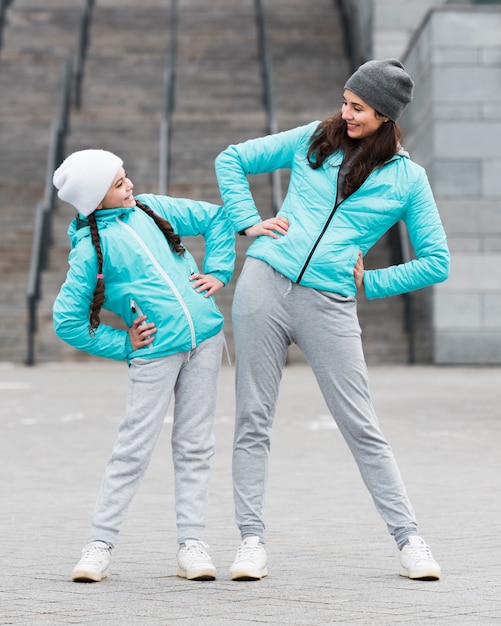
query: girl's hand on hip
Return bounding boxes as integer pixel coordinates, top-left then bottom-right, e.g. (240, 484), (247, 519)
(129, 315), (157, 350)
(354, 251), (364, 290)
(244, 216), (289, 238)
(190, 273), (224, 296)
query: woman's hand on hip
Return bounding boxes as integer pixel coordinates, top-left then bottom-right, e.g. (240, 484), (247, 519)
(354, 251), (364, 290)
(243, 216), (289, 238)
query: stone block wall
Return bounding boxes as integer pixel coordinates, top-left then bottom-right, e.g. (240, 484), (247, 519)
(401, 6), (501, 363)
(348, 0), (501, 363)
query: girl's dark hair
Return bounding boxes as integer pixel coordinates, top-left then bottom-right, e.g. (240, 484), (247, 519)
(88, 199), (185, 333)
(307, 111), (402, 198)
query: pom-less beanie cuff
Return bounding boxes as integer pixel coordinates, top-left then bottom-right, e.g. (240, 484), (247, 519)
(53, 149), (123, 217)
(344, 58), (414, 122)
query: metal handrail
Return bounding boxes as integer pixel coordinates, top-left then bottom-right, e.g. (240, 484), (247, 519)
(26, 57), (73, 365)
(254, 0), (283, 214)
(397, 222), (415, 364)
(158, 0), (178, 194)
(26, 0), (95, 364)
(336, 0), (415, 362)
(74, 0), (95, 109)
(0, 0), (13, 54)
(388, 221), (416, 364)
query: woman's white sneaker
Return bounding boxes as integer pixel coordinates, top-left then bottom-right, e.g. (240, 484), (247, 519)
(72, 541), (111, 582)
(399, 535), (441, 580)
(177, 540), (216, 580)
(230, 536), (268, 581)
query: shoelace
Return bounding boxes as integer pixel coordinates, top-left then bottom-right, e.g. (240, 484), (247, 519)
(184, 542), (211, 564)
(236, 541), (262, 561)
(405, 541), (433, 561)
(80, 543), (109, 565)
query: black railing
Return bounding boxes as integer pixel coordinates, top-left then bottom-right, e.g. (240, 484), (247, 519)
(388, 222), (416, 363)
(26, 57), (73, 365)
(254, 0), (282, 214)
(336, 0), (415, 363)
(0, 0), (13, 55)
(158, 0), (178, 194)
(74, 0), (95, 109)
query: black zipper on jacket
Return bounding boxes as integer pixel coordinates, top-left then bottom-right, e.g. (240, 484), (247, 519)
(296, 196), (341, 284)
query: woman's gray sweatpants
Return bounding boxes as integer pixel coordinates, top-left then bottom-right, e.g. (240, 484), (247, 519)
(232, 258), (418, 550)
(90, 330), (224, 548)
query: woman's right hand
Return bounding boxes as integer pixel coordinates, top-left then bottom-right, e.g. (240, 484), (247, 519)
(243, 216), (289, 238)
(129, 315), (157, 350)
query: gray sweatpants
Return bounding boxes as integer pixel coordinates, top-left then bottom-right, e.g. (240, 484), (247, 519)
(90, 330), (224, 547)
(232, 258), (417, 550)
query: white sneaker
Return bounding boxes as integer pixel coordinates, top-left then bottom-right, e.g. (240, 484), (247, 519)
(399, 535), (441, 580)
(177, 540), (216, 580)
(72, 541), (111, 582)
(230, 536), (268, 581)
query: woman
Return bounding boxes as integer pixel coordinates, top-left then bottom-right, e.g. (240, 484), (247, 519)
(215, 58), (449, 581)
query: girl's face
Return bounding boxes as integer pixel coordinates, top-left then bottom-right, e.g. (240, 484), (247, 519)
(341, 90), (388, 142)
(98, 167), (135, 210)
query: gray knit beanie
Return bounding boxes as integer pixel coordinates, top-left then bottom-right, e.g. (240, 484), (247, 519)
(344, 58), (414, 122)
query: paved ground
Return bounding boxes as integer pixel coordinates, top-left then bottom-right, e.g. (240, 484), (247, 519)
(1, 360), (500, 625)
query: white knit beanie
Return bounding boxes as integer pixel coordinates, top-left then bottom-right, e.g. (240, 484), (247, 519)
(53, 149), (123, 217)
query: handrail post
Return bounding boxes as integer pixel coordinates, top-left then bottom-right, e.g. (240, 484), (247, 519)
(26, 54), (74, 364)
(74, 0), (94, 110)
(254, 0), (282, 214)
(159, 0), (178, 195)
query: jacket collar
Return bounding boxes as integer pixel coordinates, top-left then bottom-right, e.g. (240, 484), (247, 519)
(69, 206), (135, 246)
(326, 148), (409, 168)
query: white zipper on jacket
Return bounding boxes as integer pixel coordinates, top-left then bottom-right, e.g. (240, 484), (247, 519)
(117, 218), (196, 349)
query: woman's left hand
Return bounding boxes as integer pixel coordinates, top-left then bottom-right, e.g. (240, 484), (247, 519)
(244, 216), (289, 238)
(190, 273), (224, 296)
(354, 251), (364, 290)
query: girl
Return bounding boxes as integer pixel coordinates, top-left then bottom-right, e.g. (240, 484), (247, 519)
(215, 59), (449, 581)
(53, 149), (235, 582)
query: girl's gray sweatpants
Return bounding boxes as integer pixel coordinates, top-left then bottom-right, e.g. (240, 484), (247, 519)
(232, 258), (418, 550)
(90, 330), (224, 548)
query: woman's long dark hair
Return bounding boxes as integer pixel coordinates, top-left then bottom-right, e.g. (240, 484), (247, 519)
(307, 111), (403, 198)
(87, 199), (185, 333)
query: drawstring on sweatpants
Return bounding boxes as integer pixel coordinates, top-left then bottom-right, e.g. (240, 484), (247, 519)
(223, 332), (232, 365)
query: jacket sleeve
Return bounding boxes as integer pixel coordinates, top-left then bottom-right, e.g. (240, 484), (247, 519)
(136, 194), (235, 286)
(214, 123), (318, 232)
(53, 238), (131, 360)
(363, 167), (450, 299)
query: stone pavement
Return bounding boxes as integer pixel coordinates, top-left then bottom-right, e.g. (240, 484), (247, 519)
(1, 360), (500, 625)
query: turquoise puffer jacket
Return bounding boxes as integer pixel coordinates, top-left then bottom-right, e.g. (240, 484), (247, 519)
(215, 121), (449, 299)
(53, 194), (235, 363)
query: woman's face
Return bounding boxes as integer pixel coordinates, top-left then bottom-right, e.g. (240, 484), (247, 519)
(98, 167), (135, 210)
(341, 89), (388, 141)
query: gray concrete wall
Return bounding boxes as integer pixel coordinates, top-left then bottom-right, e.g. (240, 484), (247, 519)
(348, 0), (501, 364)
(400, 6), (501, 363)
(373, 0), (448, 59)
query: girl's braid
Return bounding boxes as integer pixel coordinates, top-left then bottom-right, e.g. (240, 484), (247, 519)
(86, 200), (185, 333)
(87, 212), (105, 333)
(136, 199), (185, 256)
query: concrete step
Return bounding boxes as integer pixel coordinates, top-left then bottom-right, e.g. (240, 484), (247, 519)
(0, 0), (413, 365)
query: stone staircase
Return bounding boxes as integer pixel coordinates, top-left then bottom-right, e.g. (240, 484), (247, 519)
(0, 0), (82, 363)
(0, 0), (410, 365)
